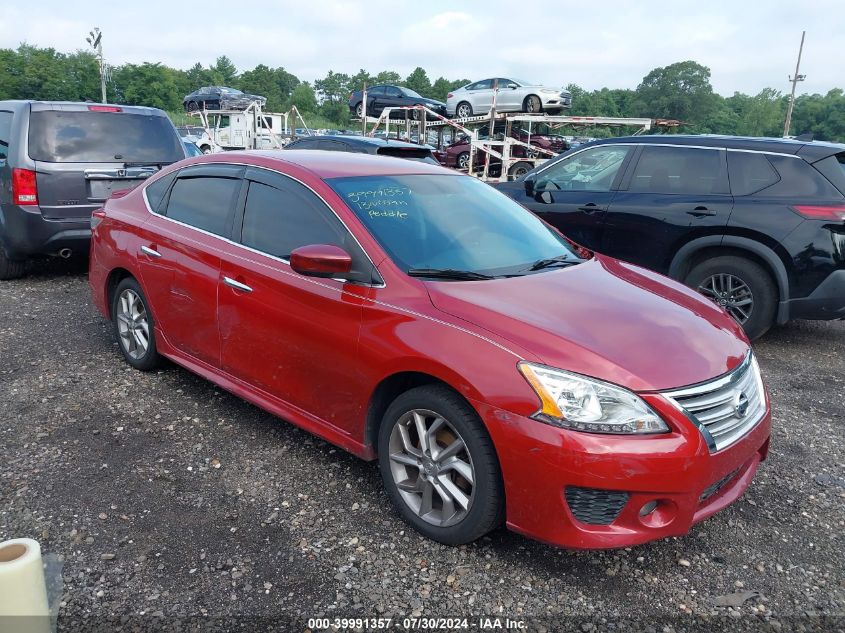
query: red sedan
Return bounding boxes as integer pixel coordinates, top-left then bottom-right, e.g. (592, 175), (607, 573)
(89, 150), (771, 549)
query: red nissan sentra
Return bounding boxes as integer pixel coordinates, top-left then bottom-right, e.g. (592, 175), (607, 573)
(88, 151), (771, 549)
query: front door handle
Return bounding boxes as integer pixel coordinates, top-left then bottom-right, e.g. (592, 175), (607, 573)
(223, 276), (253, 293)
(578, 203), (602, 214)
(687, 206), (717, 218)
(140, 245), (162, 258)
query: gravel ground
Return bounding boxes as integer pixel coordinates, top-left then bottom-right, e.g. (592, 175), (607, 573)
(1, 258), (843, 633)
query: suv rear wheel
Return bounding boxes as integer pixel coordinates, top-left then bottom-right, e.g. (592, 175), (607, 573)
(685, 256), (777, 340)
(377, 385), (504, 545)
(0, 248), (27, 280)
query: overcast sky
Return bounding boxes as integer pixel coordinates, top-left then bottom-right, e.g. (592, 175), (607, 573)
(1, 1), (841, 96)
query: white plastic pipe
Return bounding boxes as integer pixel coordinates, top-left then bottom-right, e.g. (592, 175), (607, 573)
(0, 539), (51, 633)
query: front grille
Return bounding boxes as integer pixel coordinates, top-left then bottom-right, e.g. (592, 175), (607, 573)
(663, 353), (765, 453)
(565, 487), (629, 525)
(699, 467), (740, 502)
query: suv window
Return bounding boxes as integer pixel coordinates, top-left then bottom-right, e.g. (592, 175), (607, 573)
(536, 145), (631, 192)
(165, 175), (241, 236)
(812, 153), (845, 195)
(28, 110), (184, 163)
(727, 151), (780, 195)
(630, 146), (728, 194)
(0, 111), (12, 160)
(240, 177), (349, 260)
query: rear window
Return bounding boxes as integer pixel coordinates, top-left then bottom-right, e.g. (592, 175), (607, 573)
(165, 176), (240, 236)
(0, 111), (12, 159)
(28, 111), (184, 163)
(812, 153), (845, 195)
(377, 147), (437, 164)
(727, 151), (780, 195)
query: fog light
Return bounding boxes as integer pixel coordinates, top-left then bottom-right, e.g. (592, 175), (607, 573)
(639, 501), (658, 516)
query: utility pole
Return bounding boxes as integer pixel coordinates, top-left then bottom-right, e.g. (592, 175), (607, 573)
(783, 30), (806, 138)
(85, 28), (107, 103)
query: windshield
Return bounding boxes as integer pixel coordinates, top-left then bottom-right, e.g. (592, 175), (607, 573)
(401, 87), (423, 98)
(28, 111), (184, 163)
(328, 174), (577, 276)
(220, 88), (242, 95)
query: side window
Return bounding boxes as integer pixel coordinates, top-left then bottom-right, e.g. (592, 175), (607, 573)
(144, 171), (177, 214)
(629, 146), (728, 194)
(0, 111), (12, 160)
(385, 87), (402, 98)
(165, 175), (241, 236)
(537, 145), (632, 192)
(727, 151), (780, 195)
(240, 179), (349, 260)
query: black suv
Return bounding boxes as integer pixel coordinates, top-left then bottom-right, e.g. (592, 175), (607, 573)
(495, 135), (845, 339)
(0, 101), (186, 279)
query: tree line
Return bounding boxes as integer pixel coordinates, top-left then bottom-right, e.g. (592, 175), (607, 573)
(1, 44), (843, 141)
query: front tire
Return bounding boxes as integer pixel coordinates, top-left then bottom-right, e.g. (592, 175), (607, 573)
(0, 248), (27, 280)
(685, 256), (777, 340)
(524, 95), (542, 114)
(456, 151), (470, 170)
(377, 385), (504, 545)
(112, 277), (161, 371)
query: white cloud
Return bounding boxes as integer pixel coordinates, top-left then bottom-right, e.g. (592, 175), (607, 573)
(0, 0), (841, 97)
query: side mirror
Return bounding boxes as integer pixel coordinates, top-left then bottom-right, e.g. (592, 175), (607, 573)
(524, 178), (535, 196)
(290, 244), (352, 279)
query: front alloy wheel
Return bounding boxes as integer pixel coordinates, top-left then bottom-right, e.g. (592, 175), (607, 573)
(387, 409), (475, 527)
(378, 385), (504, 545)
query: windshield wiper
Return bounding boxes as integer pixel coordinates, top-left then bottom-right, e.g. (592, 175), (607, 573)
(528, 255), (579, 271)
(407, 268), (495, 281)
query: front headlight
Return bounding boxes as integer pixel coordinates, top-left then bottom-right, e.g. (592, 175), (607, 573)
(518, 362), (669, 434)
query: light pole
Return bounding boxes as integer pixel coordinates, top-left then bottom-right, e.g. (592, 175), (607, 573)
(783, 30), (806, 138)
(85, 27), (107, 103)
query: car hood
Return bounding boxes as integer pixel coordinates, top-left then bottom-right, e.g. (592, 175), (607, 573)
(424, 255), (749, 392)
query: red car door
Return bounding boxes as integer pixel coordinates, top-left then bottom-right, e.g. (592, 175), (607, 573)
(215, 166), (376, 432)
(137, 163), (244, 368)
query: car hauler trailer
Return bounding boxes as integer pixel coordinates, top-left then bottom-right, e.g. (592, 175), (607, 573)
(188, 101), (313, 151)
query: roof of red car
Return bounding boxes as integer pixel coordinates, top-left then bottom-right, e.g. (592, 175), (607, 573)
(204, 149), (455, 179)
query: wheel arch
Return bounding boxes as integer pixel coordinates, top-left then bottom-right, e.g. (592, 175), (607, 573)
(668, 236), (791, 323)
(105, 267), (136, 320)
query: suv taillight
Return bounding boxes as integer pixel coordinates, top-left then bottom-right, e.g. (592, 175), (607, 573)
(12, 168), (38, 205)
(791, 205), (845, 221)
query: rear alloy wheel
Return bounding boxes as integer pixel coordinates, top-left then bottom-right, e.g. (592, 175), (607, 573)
(112, 277), (161, 371)
(685, 256), (777, 340)
(378, 385), (504, 545)
(355, 102), (364, 118)
(456, 102), (473, 118)
(456, 152), (470, 170)
(524, 95), (542, 114)
(0, 248), (27, 280)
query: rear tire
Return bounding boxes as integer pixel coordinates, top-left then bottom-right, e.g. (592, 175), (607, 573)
(509, 161), (533, 179)
(0, 248), (26, 280)
(112, 277), (161, 371)
(186, 101), (198, 112)
(456, 152), (470, 170)
(456, 102), (473, 118)
(377, 385), (505, 545)
(684, 256), (777, 340)
(355, 102), (364, 118)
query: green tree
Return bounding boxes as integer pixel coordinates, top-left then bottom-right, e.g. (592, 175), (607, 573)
(112, 63), (182, 110)
(404, 66), (431, 96)
(212, 55), (238, 85)
(314, 70), (350, 104)
(633, 61), (719, 131)
(374, 70), (402, 85)
(290, 82), (317, 113)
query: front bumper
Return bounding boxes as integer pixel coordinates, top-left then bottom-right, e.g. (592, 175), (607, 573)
(0, 204), (91, 259)
(475, 393), (771, 549)
(540, 93), (572, 110)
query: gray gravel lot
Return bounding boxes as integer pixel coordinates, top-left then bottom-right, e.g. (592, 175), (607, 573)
(1, 258), (843, 632)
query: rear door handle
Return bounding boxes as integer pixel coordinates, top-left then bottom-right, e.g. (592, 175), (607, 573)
(687, 206), (717, 217)
(578, 203), (603, 214)
(223, 276), (253, 293)
(140, 245), (162, 258)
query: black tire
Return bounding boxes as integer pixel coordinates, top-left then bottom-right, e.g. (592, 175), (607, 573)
(509, 161), (533, 179)
(456, 152), (470, 170)
(200, 145), (212, 154)
(684, 255), (777, 340)
(456, 102), (473, 118)
(111, 277), (161, 371)
(0, 247), (27, 280)
(186, 101), (198, 112)
(523, 95), (542, 114)
(355, 102), (364, 118)
(411, 108), (421, 121)
(377, 384), (505, 546)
